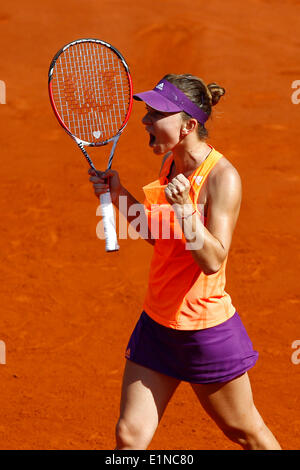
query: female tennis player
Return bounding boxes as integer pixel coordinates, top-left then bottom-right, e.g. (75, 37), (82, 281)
(89, 74), (281, 450)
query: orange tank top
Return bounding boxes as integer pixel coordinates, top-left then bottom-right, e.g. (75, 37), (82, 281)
(142, 146), (236, 330)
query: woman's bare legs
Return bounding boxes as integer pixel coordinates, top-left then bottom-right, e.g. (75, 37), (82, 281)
(115, 360), (180, 450)
(191, 372), (281, 450)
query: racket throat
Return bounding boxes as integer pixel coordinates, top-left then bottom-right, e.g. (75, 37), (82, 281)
(74, 135), (120, 172)
(75, 138), (96, 170)
(107, 134), (120, 170)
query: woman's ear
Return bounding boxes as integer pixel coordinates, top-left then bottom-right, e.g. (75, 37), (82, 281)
(181, 118), (198, 136)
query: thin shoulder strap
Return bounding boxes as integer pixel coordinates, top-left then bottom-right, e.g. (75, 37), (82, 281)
(159, 152), (173, 180)
(190, 148), (223, 203)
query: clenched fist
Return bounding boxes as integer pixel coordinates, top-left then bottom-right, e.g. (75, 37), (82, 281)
(164, 174), (192, 206)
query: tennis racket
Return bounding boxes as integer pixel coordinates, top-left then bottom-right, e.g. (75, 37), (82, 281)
(48, 38), (133, 251)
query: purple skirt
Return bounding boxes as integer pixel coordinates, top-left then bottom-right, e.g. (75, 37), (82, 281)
(125, 311), (258, 384)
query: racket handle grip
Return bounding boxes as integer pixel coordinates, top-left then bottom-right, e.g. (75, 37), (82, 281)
(99, 191), (119, 252)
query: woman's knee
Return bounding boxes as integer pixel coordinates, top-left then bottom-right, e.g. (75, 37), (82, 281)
(115, 417), (156, 450)
(220, 413), (266, 449)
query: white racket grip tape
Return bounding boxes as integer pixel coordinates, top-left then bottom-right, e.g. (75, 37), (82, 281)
(99, 191), (119, 252)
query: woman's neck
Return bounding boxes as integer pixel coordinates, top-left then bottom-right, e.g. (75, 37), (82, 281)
(171, 139), (212, 177)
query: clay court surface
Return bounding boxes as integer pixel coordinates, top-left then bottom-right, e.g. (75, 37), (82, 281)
(0, 0), (299, 450)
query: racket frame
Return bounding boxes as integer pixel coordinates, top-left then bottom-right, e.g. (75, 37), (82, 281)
(48, 38), (133, 148)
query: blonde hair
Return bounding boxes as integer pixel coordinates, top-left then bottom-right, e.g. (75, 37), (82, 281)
(163, 74), (225, 139)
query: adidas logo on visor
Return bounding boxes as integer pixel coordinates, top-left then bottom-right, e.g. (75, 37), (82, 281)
(156, 83), (164, 91)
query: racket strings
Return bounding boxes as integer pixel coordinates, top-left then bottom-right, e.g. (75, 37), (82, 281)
(51, 42), (131, 144)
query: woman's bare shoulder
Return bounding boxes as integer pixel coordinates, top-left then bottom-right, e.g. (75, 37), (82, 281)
(207, 157), (242, 203)
(209, 157), (241, 187)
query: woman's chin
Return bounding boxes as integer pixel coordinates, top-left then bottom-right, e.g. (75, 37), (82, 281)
(150, 142), (164, 155)
(152, 146), (164, 155)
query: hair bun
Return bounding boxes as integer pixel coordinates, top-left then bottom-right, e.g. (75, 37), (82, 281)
(207, 83), (225, 106)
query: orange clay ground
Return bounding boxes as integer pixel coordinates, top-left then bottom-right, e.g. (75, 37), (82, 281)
(0, 0), (299, 450)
